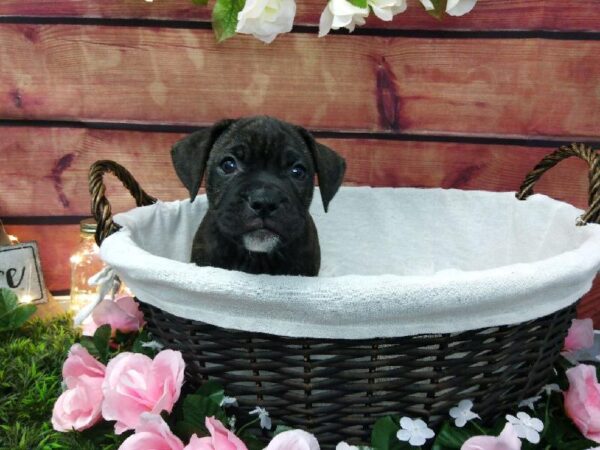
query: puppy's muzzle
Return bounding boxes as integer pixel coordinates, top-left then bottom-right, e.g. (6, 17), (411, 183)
(245, 187), (287, 219)
(242, 186), (288, 253)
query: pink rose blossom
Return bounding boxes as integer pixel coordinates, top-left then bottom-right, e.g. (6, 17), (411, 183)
(102, 349), (185, 434)
(62, 344), (106, 388)
(461, 423), (521, 450)
(265, 429), (320, 450)
(83, 296), (145, 336)
(119, 413), (184, 450)
(564, 364), (600, 443)
(52, 375), (104, 431)
(564, 318), (595, 352)
(185, 417), (248, 450)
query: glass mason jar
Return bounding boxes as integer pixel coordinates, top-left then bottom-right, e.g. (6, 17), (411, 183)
(69, 219), (104, 314)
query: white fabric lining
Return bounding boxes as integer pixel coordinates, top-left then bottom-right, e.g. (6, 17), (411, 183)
(100, 187), (600, 339)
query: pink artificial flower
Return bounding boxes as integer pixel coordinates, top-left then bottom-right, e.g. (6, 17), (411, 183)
(185, 417), (248, 450)
(102, 349), (185, 434)
(83, 296), (145, 336)
(62, 343), (106, 388)
(564, 364), (600, 443)
(564, 318), (595, 352)
(264, 429), (320, 450)
(461, 423), (521, 450)
(119, 413), (184, 450)
(52, 374), (104, 431)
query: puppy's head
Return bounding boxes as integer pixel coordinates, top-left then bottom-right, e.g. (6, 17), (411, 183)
(171, 116), (346, 253)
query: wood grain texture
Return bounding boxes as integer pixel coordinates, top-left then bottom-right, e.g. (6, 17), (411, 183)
(0, 126), (596, 216)
(1, 0), (599, 32)
(1, 25), (599, 138)
(3, 224), (79, 292)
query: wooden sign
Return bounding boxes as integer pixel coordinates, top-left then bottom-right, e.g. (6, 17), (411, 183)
(0, 242), (48, 304)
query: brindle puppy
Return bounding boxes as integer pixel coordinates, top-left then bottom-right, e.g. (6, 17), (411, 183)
(171, 116), (346, 276)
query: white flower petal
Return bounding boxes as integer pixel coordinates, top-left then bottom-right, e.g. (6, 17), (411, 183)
(529, 417), (544, 432)
(318, 6), (334, 36)
(525, 428), (541, 444)
(419, 0), (434, 10)
(399, 417), (414, 429)
(396, 429), (411, 441)
(409, 435), (426, 446)
(446, 0), (477, 16)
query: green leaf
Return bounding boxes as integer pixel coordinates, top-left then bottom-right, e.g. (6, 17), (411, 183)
(371, 416), (405, 450)
(93, 324), (112, 363)
(348, 0), (368, 8)
(0, 288), (19, 318)
(195, 380), (226, 405)
(79, 336), (101, 359)
(212, 0), (245, 43)
(183, 394), (228, 430)
(432, 422), (477, 450)
(423, 0), (447, 20)
(0, 288), (37, 331)
(6, 304), (37, 329)
(239, 432), (265, 450)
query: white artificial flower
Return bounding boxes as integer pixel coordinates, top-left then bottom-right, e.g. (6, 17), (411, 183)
(419, 0), (477, 16)
(368, 0), (406, 21)
(318, 0), (369, 37)
(336, 443), (360, 450)
(250, 406), (272, 430)
(229, 415), (237, 431)
(141, 340), (164, 351)
(236, 0), (296, 43)
(539, 383), (561, 396)
(506, 412), (544, 444)
(449, 399), (480, 428)
(220, 396), (239, 408)
(518, 396), (541, 411)
(445, 0), (477, 16)
(396, 417), (435, 447)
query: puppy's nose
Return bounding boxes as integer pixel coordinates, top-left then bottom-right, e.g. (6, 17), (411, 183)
(247, 189), (283, 218)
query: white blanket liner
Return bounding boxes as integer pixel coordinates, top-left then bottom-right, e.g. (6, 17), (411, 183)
(101, 187), (600, 339)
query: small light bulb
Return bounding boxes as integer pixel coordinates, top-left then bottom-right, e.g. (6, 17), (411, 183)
(20, 294), (34, 304)
(8, 235), (19, 244)
(70, 254), (83, 265)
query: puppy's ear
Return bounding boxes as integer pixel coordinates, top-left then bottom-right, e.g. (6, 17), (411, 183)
(171, 119), (235, 202)
(296, 127), (346, 212)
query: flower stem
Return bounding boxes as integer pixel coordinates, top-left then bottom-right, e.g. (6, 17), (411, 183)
(236, 417), (260, 436)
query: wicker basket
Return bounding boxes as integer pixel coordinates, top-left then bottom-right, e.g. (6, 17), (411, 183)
(89, 143), (599, 447)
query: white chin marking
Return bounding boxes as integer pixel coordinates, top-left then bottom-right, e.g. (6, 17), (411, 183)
(243, 230), (280, 253)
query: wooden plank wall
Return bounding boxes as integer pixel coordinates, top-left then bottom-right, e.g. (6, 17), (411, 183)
(1, 0), (600, 323)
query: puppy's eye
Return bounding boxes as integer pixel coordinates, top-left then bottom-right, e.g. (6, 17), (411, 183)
(290, 164), (307, 180)
(220, 157), (238, 174)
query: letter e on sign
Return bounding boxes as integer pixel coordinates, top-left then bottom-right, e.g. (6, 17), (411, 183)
(0, 242), (47, 304)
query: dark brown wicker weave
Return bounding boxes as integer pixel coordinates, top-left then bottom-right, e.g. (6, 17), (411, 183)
(89, 143), (599, 448)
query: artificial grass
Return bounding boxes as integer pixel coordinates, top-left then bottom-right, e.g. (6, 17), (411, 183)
(0, 314), (123, 450)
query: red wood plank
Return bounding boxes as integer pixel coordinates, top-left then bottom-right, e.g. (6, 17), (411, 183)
(0, 127), (596, 216)
(3, 224), (79, 292)
(1, 0), (599, 32)
(1, 25), (599, 138)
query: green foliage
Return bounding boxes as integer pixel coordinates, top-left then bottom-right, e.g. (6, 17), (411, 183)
(422, 0), (447, 19)
(0, 288), (36, 332)
(0, 315), (77, 449)
(212, 0), (245, 42)
(371, 416), (410, 450)
(347, 0), (368, 9)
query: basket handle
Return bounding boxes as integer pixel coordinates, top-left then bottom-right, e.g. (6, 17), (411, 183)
(516, 143), (600, 225)
(89, 160), (157, 246)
